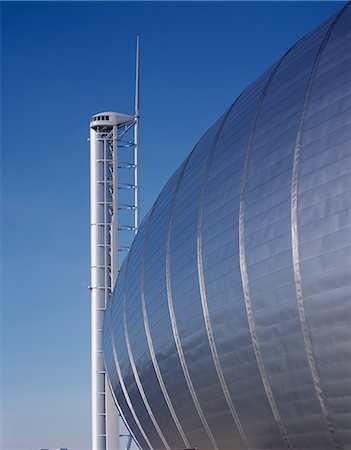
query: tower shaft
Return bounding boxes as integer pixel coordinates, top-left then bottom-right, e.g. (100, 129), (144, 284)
(90, 112), (137, 450)
(90, 123), (116, 450)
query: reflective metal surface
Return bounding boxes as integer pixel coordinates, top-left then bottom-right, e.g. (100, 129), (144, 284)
(102, 4), (351, 449)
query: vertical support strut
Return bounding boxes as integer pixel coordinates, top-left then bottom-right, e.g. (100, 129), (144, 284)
(111, 125), (119, 287)
(134, 33), (140, 233)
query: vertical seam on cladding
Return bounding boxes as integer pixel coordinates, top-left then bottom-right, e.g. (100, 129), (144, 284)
(110, 333), (153, 450)
(166, 152), (219, 449)
(109, 287), (153, 450)
(104, 305), (142, 448)
(197, 96), (250, 449)
(104, 368), (143, 450)
(123, 246), (172, 450)
(141, 203), (191, 448)
(291, 6), (347, 449)
(239, 56), (294, 450)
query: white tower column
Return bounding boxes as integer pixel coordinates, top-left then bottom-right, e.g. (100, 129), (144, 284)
(90, 113), (134, 450)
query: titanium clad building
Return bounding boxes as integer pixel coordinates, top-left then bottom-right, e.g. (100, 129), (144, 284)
(102, 4), (351, 449)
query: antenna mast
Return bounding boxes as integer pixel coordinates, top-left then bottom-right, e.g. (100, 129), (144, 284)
(134, 33), (140, 231)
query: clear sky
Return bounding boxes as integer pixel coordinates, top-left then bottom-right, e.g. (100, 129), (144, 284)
(1, 1), (345, 449)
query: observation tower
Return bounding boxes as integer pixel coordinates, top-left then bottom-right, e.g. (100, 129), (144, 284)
(89, 36), (140, 450)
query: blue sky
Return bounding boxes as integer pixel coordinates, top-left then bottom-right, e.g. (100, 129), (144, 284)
(1, 1), (345, 449)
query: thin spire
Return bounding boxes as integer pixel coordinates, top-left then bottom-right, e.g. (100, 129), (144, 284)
(135, 34), (140, 118)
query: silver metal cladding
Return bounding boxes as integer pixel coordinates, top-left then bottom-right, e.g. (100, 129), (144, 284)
(102, 4), (351, 448)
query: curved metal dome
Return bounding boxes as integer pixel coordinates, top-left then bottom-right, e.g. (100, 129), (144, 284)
(103, 4), (351, 449)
